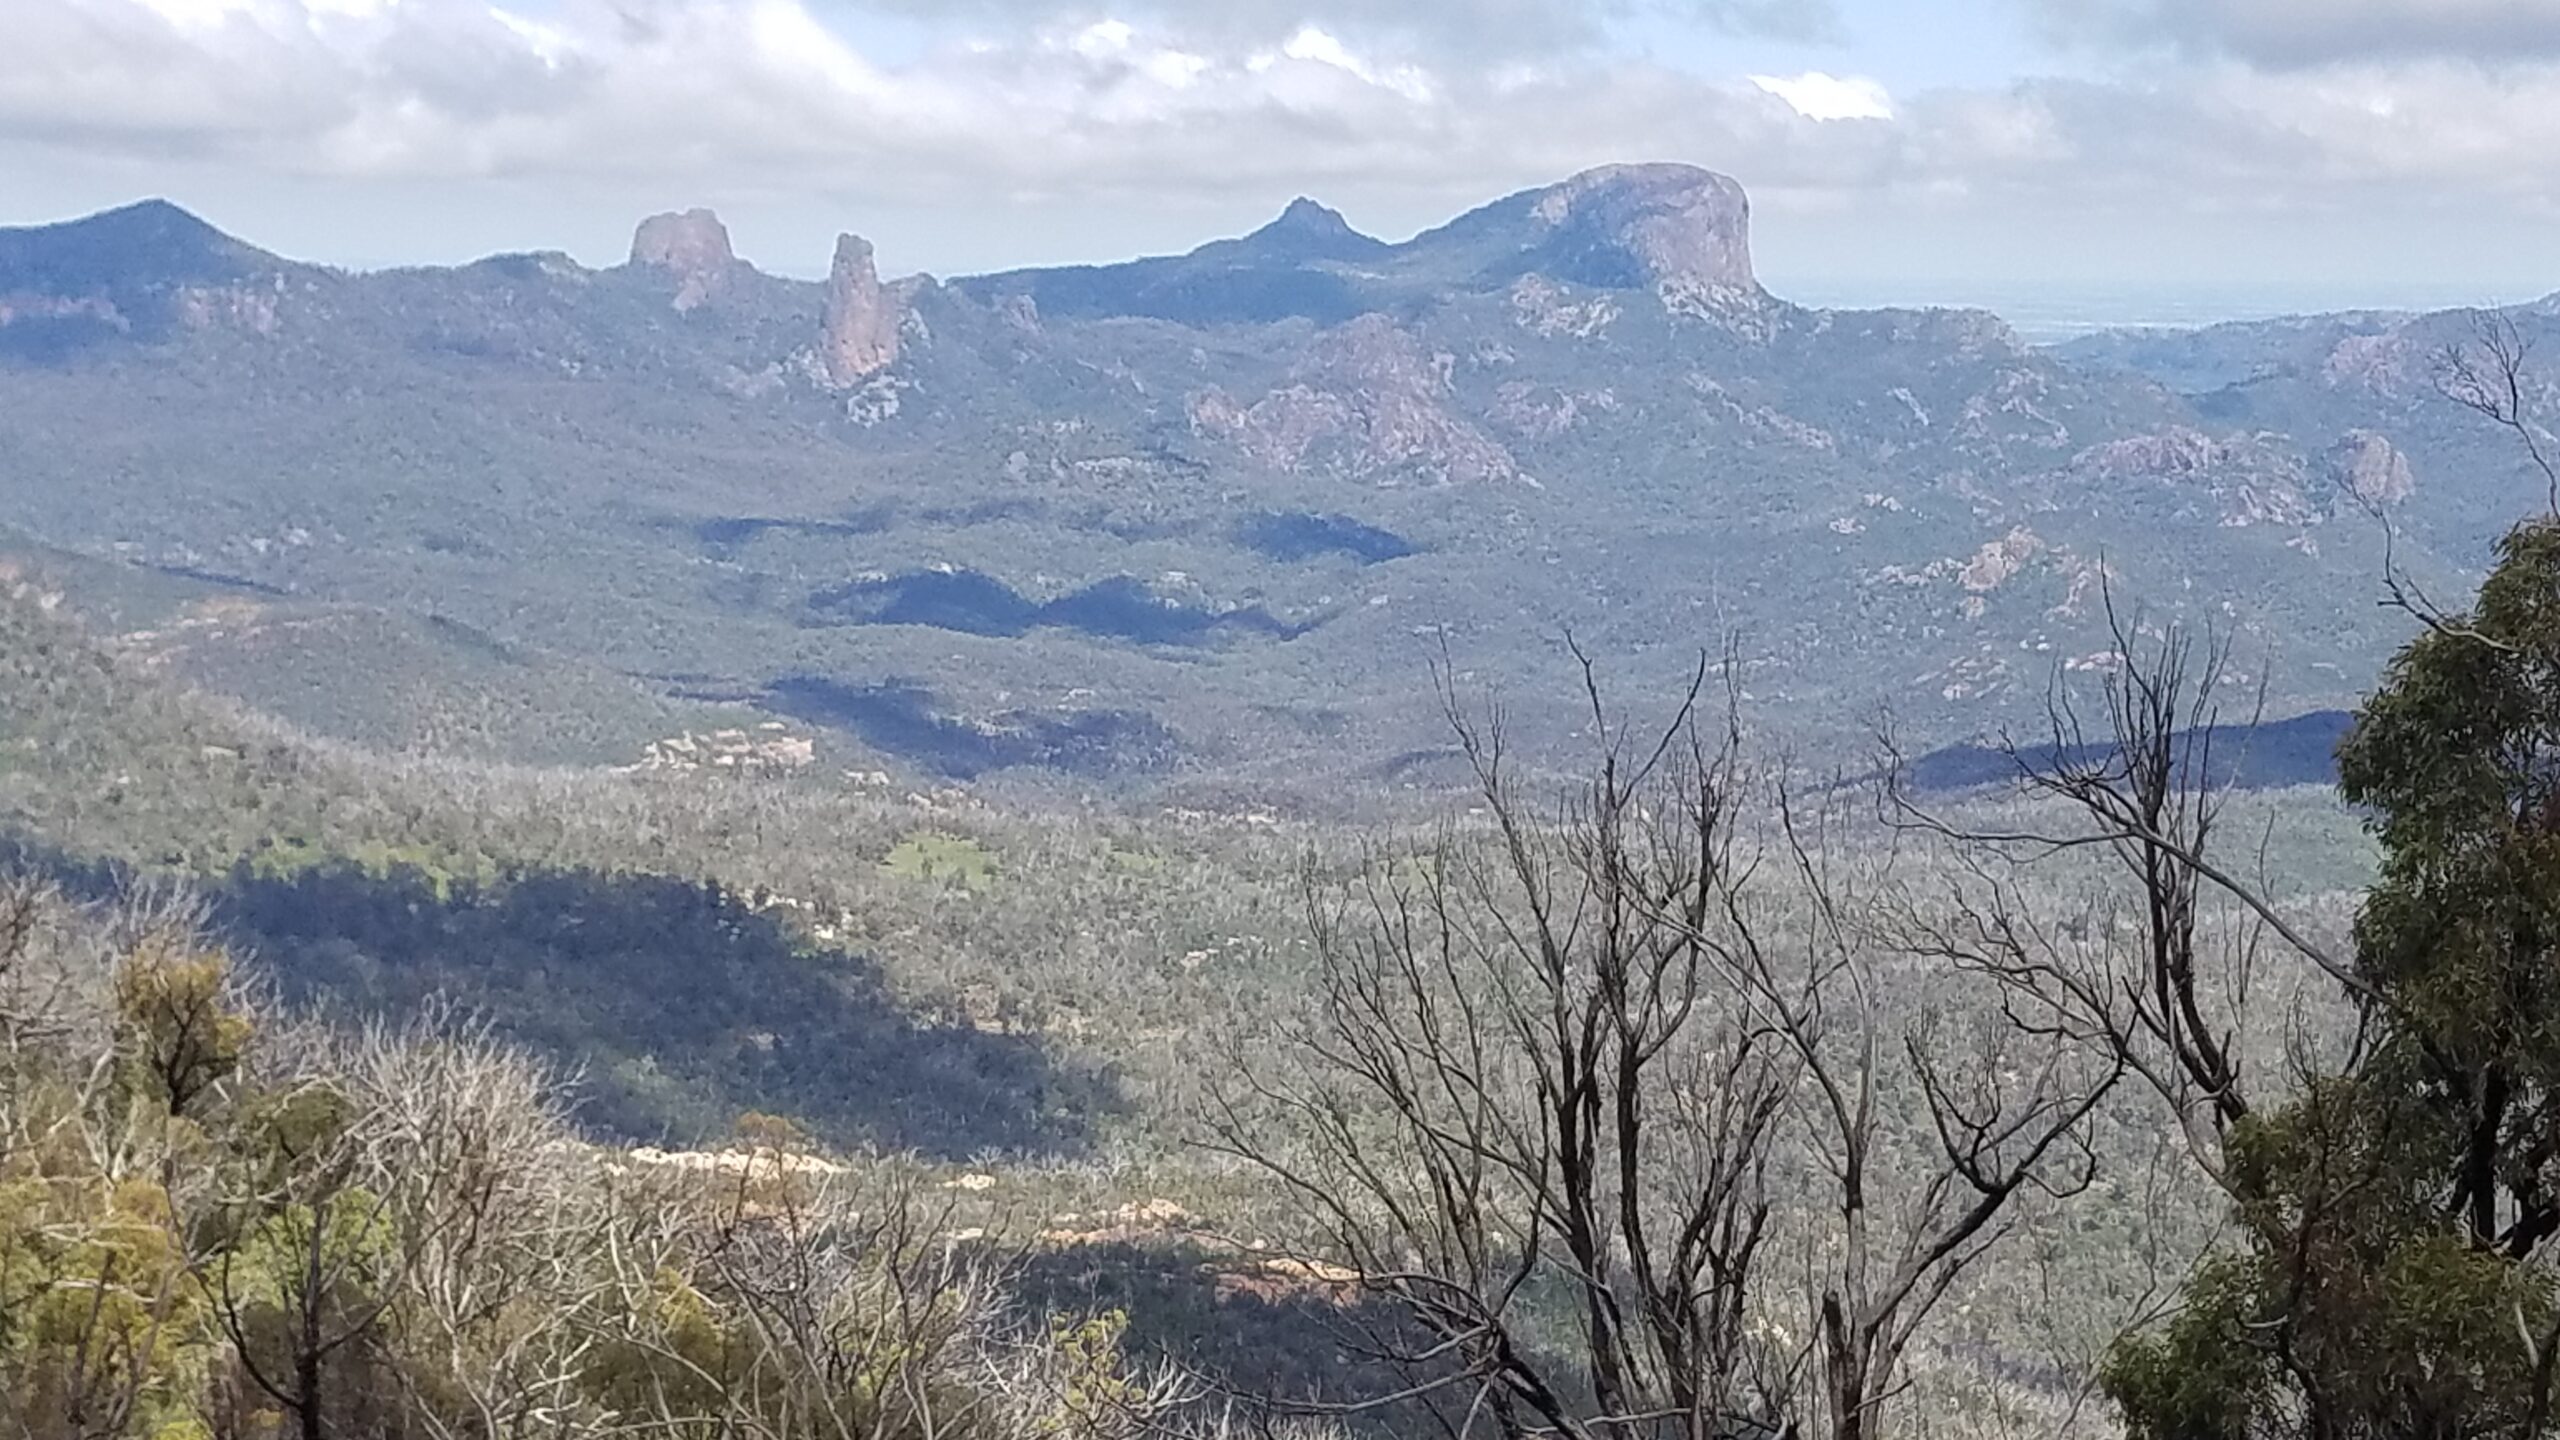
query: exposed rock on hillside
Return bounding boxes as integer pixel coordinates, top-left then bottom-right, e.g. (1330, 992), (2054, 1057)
(0, 294), (124, 330)
(1509, 275), (1620, 338)
(0, 198), (294, 346)
(176, 278), (284, 334)
(629, 208), (737, 311)
(2070, 425), (2321, 526)
(2327, 428), (2416, 507)
(821, 234), (902, 386)
(632, 724), (815, 775)
(1526, 163), (1755, 294)
(1961, 526), (2046, 592)
(1189, 314), (1519, 485)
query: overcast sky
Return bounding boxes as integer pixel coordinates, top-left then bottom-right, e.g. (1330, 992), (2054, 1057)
(6, 0), (2560, 302)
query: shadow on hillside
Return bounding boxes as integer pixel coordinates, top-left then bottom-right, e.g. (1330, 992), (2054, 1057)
(9, 841), (1112, 1158)
(1894, 708), (2354, 794)
(765, 676), (1179, 781)
(690, 508), (894, 550)
(1011, 1240), (1462, 1428)
(805, 567), (1305, 647)
(1235, 512), (1419, 565)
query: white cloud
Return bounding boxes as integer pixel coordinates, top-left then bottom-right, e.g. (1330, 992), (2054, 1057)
(4, 0), (2560, 277)
(1259, 25), (1437, 102)
(2024, 0), (2560, 67)
(1749, 71), (1892, 120)
(881, 0), (1845, 62)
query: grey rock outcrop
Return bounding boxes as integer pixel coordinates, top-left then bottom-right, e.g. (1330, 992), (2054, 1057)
(2327, 428), (2416, 507)
(1526, 164), (1756, 293)
(629, 208), (736, 311)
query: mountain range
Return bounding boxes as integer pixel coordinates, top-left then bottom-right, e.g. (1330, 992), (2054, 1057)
(0, 163), (2542, 799)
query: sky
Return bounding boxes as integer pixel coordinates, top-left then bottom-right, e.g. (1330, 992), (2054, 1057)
(7, 0), (2560, 305)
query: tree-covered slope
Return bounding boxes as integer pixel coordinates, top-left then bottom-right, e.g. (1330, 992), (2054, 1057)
(0, 167), (2506, 795)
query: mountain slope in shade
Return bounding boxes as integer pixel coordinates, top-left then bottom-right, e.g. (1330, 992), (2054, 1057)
(0, 197), (280, 290)
(0, 168), (2519, 794)
(0, 198), (313, 358)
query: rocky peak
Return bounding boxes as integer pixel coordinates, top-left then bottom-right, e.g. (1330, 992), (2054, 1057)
(1273, 196), (1343, 228)
(1525, 163), (1755, 294)
(1258, 198), (1357, 243)
(820, 233), (901, 387)
(629, 208), (736, 311)
(1228, 196), (1388, 265)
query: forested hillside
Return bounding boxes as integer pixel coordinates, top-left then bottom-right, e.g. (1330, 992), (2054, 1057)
(16, 157), (2560, 1440)
(0, 171), (2524, 794)
(2, 555), (2403, 1437)
(0, 571), (1310, 1156)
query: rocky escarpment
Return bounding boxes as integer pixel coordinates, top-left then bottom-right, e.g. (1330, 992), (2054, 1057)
(629, 208), (738, 311)
(820, 234), (902, 387)
(1522, 163), (1756, 295)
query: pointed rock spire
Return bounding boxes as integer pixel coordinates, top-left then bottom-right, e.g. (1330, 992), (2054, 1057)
(820, 233), (901, 386)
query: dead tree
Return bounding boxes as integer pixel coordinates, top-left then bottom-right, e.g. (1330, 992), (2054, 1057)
(1213, 654), (1793, 1440)
(2345, 307), (2559, 654)
(2442, 310), (2560, 519)
(1729, 790), (2120, 1440)
(346, 1009), (612, 1440)
(1882, 588), (2361, 1187)
(211, 1015), (517, 1440)
(1219, 653), (2121, 1440)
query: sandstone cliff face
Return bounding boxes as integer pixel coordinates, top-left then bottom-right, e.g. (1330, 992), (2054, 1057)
(1529, 163), (1756, 294)
(820, 233), (901, 387)
(629, 208), (736, 311)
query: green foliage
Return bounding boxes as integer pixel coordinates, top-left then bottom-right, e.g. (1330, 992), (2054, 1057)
(0, 571), (2394, 1432)
(2103, 1257), (2274, 1440)
(0, 1170), (216, 1440)
(113, 945), (252, 1117)
(2110, 518), (2560, 1439)
(883, 831), (999, 888)
(239, 833), (498, 900)
(1040, 1311), (1145, 1438)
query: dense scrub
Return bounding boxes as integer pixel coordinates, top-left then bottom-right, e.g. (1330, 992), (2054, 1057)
(0, 878), (1207, 1440)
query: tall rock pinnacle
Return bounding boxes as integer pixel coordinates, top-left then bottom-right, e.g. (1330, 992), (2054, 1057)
(820, 233), (901, 386)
